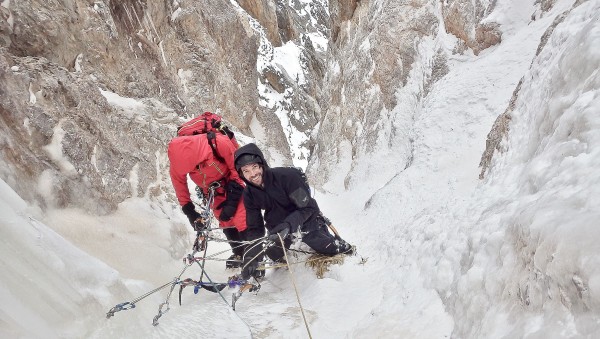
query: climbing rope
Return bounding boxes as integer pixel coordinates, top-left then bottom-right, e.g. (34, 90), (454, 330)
(279, 233), (313, 339)
(106, 180), (270, 333)
(107, 258), (194, 320)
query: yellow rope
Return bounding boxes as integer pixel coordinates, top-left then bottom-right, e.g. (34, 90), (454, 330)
(256, 256), (318, 270)
(304, 254), (345, 279)
(279, 233), (313, 339)
(259, 248), (352, 278)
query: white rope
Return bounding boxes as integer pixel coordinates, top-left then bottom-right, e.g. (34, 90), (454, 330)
(279, 233), (313, 339)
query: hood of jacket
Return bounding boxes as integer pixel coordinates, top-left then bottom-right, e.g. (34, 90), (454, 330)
(234, 143), (269, 185)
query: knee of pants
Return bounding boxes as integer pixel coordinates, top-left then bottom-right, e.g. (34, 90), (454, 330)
(302, 230), (339, 255)
(232, 246), (245, 257)
(222, 227), (240, 240)
(266, 246), (284, 262)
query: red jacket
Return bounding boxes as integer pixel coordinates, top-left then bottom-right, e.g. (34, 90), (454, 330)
(168, 134), (246, 231)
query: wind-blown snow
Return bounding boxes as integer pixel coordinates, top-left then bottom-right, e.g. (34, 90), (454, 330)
(42, 119), (78, 177)
(1, 0), (599, 338)
(99, 88), (147, 117)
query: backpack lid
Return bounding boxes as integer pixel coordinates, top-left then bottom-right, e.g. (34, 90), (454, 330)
(177, 112), (222, 137)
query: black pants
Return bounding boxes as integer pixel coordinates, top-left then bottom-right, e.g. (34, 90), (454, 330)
(222, 227), (245, 257)
(302, 225), (346, 255)
(266, 224), (343, 261)
(265, 236), (293, 262)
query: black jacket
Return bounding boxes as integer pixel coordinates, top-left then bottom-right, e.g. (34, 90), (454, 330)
(234, 143), (321, 242)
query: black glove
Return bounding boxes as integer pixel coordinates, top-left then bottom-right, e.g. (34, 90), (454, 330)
(216, 181), (244, 221)
(182, 202), (201, 228)
(224, 180), (244, 199)
(218, 205), (236, 222)
(241, 261), (258, 280)
(268, 223), (290, 242)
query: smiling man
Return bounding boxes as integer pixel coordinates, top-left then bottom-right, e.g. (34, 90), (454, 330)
(234, 143), (353, 280)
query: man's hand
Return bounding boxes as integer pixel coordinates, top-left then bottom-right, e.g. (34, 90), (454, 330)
(193, 218), (206, 232)
(218, 205), (236, 221)
(268, 223), (290, 242)
(217, 181), (244, 221)
(182, 202), (201, 229)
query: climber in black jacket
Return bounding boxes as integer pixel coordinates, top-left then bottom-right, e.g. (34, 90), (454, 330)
(234, 143), (353, 280)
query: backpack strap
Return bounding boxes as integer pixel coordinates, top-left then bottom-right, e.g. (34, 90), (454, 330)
(220, 125), (235, 140)
(206, 131), (226, 163)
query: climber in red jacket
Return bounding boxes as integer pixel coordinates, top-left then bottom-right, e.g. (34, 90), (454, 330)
(168, 133), (246, 268)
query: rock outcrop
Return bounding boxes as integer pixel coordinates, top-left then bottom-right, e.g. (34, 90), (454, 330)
(441, 0), (501, 55)
(0, 0), (265, 212)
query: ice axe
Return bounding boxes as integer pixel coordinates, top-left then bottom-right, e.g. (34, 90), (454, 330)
(327, 223), (343, 241)
(321, 214), (343, 241)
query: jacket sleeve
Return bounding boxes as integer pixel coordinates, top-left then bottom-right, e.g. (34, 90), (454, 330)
(168, 135), (213, 206)
(281, 169), (319, 233)
(170, 166), (192, 206)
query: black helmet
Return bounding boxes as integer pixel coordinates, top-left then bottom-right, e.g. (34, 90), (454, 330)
(235, 153), (262, 172)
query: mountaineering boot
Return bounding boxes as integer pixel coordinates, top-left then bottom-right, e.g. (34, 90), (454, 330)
(338, 240), (355, 255)
(252, 268), (265, 280)
(226, 254), (242, 269)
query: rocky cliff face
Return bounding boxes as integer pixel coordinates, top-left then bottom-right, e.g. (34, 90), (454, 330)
(441, 0), (501, 55)
(0, 0), (326, 212)
(308, 0), (563, 190)
(0, 0), (553, 208)
(309, 0), (455, 189)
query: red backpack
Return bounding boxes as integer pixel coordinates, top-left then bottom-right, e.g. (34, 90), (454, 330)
(176, 111), (239, 162)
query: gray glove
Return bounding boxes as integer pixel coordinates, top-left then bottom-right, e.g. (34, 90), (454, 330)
(268, 224), (290, 242)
